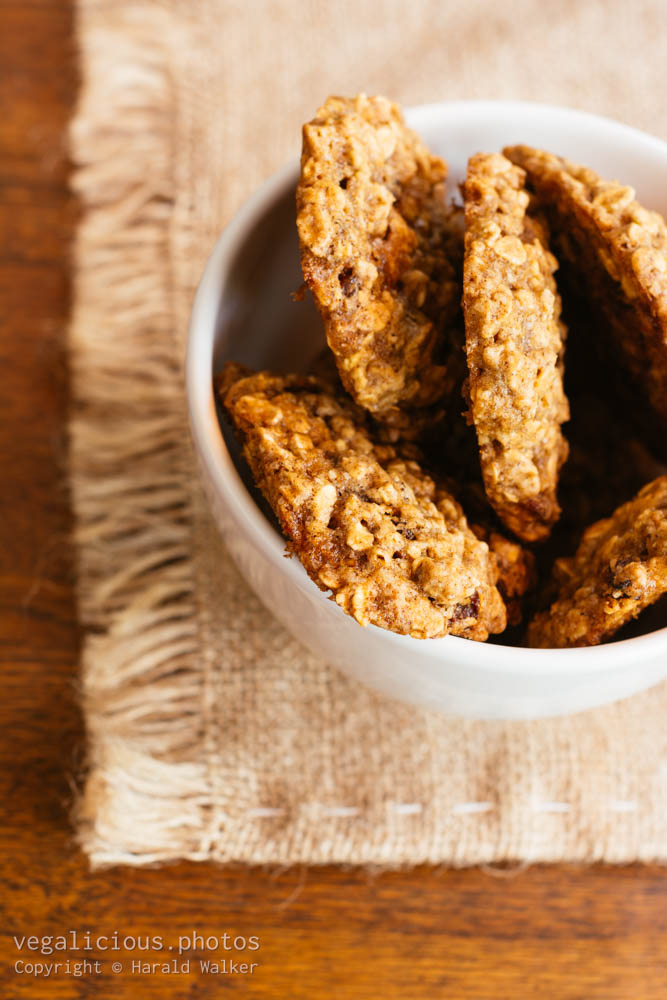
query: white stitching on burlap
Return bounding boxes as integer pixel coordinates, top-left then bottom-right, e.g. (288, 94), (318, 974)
(245, 799), (640, 818)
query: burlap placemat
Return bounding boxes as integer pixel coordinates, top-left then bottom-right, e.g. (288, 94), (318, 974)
(70, 0), (667, 867)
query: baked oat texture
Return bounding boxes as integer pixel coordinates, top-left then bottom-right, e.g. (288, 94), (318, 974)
(527, 476), (667, 648)
(504, 144), (667, 427)
(433, 471), (537, 627)
(219, 364), (507, 640)
(476, 528), (536, 627)
(462, 152), (570, 542)
(297, 94), (461, 421)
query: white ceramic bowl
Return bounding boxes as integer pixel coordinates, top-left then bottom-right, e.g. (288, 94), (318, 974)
(187, 101), (667, 720)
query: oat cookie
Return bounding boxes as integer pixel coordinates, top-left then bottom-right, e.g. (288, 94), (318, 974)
(219, 364), (506, 640)
(462, 153), (569, 542)
(297, 94), (461, 421)
(505, 145), (667, 429)
(472, 525), (536, 627)
(527, 476), (667, 648)
(432, 467), (537, 627)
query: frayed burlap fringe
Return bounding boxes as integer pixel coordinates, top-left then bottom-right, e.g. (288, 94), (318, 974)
(69, 0), (667, 869)
(69, 3), (214, 865)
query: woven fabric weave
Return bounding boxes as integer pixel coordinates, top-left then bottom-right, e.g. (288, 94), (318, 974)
(70, 0), (667, 866)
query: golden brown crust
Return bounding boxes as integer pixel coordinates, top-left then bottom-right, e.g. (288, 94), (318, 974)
(478, 529), (536, 627)
(462, 153), (569, 542)
(432, 469), (537, 627)
(527, 476), (667, 648)
(297, 94), (462, 421)
(219, 364), (507, 640)
(504, 144), (667, 429)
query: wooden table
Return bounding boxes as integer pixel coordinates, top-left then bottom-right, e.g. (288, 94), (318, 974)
(1, 3), (666, 997)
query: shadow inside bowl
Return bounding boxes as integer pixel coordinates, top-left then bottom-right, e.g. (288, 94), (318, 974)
(212, 176), (324, 375)
(211, 160), (667, 649)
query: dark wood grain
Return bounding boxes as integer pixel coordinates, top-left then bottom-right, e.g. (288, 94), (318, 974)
(1, 2), (666, 997)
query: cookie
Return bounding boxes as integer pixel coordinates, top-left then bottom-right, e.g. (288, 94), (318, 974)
(527, 476), (667, 647)
(469, 523), (536, 628)
(462, 152), (569, 542)
(297, 94), (462, 422)
(504, 145), (667, 432)
(219, 364), (507, 640)
(432, 470), (537, 627)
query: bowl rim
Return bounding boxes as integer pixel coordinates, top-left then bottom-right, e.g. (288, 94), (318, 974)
(186, 99), (667, 674)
